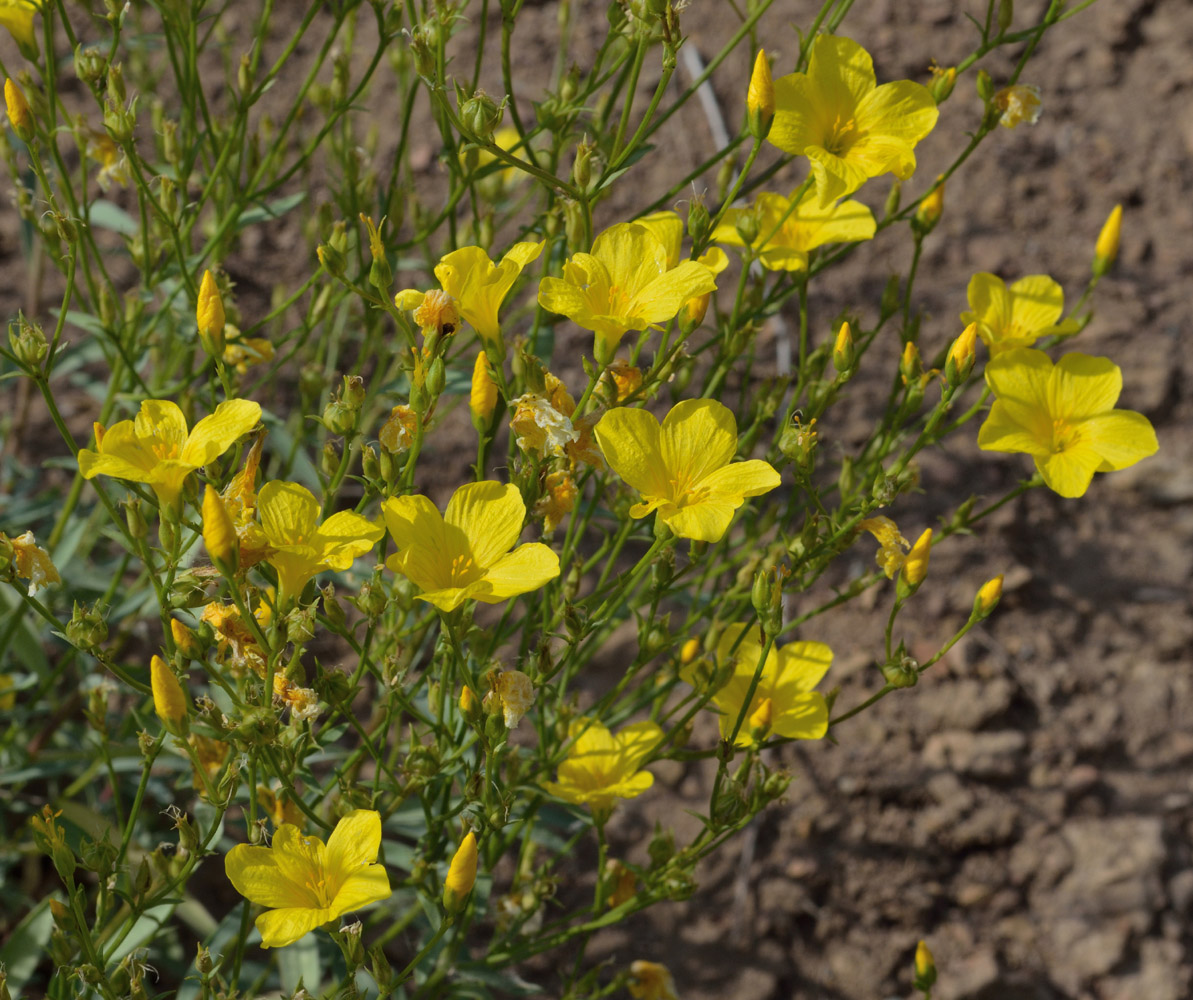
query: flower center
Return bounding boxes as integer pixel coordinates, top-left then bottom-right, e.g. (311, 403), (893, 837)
(824, 114), (861, 156)
(151, 440), (181, 461)
(606, 284), (632, 316)
(304, 872), (332, 908)
(449, 553), (477, 585)
(1050, 417), (1080, 453)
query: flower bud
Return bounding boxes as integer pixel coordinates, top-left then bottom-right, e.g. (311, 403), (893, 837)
(1093, 203), (1122, 277)
(151, 654), (189, 734)
(680, 637), (700, 665)
(322, 399), (357, 437)
(66, 601), (108, 651)
(747, 49), (775, 139)
(897, 528), (933, 597)
(8, 314), (47, 367)
(196, 270), (226, 360)
(748, 697), (773, 740)
(460, 91), (503, 141)
(572, 137), (594, 191)
(459, 685), (480, 722)
(880, 650), (920, 689)
(470, 351), (498, 432)
(997, 0), (1013, 32)
(171, 618), (203, 660)
(976, 69), (994, 103)
(4, 78), (32, 141)
(832, 321), (855, 373)
(734, 209), (760, 248)
(973, 574), (1004, 619)
(944, 322), (978, 387)
(443, 831), (478, 912)
(316, 240), (346, 278)
(74, 44), (107, 87)
(408, 25), (435, 78)
(899, 341), (922, 384)
(929, 66), (956, 104)
(914, 177), (944, 234)
(914, 940), (937, 989)
(202, 485), (238, 574)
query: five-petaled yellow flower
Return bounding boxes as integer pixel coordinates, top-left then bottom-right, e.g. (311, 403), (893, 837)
(595, 398), (781, 542)
(978, 348), (1159, 498)
(78, 399), (261, 510)
(537, 222), (718, 361)
(542, 718), (663, 817)
(382, 481), (559, 612)
(225, 809), (392, 949)
(255, 481), (384, 606)
(961, 272), (1078, 355)
(769, 34), (938, 205)
(395, 241), (543, 352)
(685, 623), (831, 746)
(712, 187), (875, 271)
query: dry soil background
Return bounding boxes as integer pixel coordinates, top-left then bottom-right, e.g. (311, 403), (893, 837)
(3, 1), (1192, 998)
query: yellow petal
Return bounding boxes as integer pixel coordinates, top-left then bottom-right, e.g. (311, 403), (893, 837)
(775, 640), (833, 693)
(634, 211), (684, 270)
(1036, 446), (1103, 499)
(770, 691), (828, 741)
(770, 71), (820, 154)
(804, 145), (872, 205)
(627, 260), (718, 325)
(661, 500), (739, 542)
(807, 35), (877, 115)
(444, 481), (526, 568)
(255, 906), (331, 949)
(258, 481), (321, 547)
(330, 865), (391, 917)
(855, 79), (939, 143)
(225, 843), (318, 908)
(502, 239), (546, 269)
(594, 407), (667, 498)
(1009, 275), (1065, 337)
(659, 399), (739, 488)
(613, 720), (664, 771)
(135, 399), (188, 451)
(325, 810), (381, 887)
(314, 511), (384, 571)
(1048, 352), (1122, 420)
(181, 399), (261, 468)
(966, 272), (1012, 347)
(698, 458), (783, 500)
(592, 223), (670, 301)
(976, 401), (1049, 457)
(1082, 411), (1159, 471)
(394, 289), (425, 310)
(477, 542), (560, 602)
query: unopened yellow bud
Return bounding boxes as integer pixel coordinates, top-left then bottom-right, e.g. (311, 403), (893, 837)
(747, 49), (774, 139)
(459, 685), (480, 719)
(914, 939), (937, 987)
(900, 341), (922, 384)
(680, 637), (700, 665)
(150, 654), (188, 733)
(443, 831), (478, 912)
(170, 618), (202, 660)
(974, 574), (1004, 618)
(196, 270), (226, 359)
(900, 528), (933, 593)
(470, 351), (498, 432)
(5, 78), (32, 140)
(201, 485), (238, 572)
(1093, 203), (1122, 276)
(915, 178), (944, 232)
(832, 321), (855, 373)
(945, 322), (978, 387)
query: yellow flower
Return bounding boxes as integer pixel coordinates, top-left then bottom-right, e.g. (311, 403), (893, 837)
(224, 810), (391, 949)
(150, 654), (188, 732)
(684, 624), (831, 747)
(78, 398), (260, 509)
(4, 78), (31, 138)
(10, 530), (59, 595)
(257, 785), (303, 829)
(961, 272), (1078, 355)
(995, 84), (1042, 128)
(712, 187), (875, 271)
(256, 481), (383, 606)
(85, 130), (130, 190)
(222, 330), (274, 374)
(769, 35), (938, 205)
(273, 674), (320, 722)
(443, 831), (478, 912)
(493, 669), (534, 729)
(628, 961), (679, 1000)
(511, 394), (578, 458)
(202, 602), (266, 676)
(601, 359), (643, 403)
(542, 718), (663, 816)
(978, 348), (1158, 498)
(857, 516), (909, 578)
(538, 222), (717, 361)
(594, 398), (781, 542)
(0, 0), (39, 50)
(382, 481), (559, 612)
(396, 242), (543, 350)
